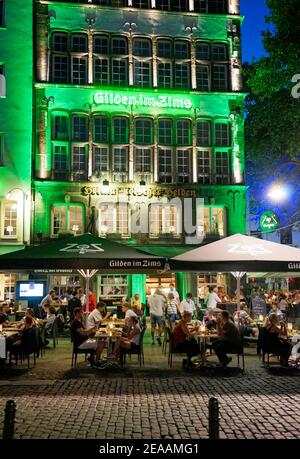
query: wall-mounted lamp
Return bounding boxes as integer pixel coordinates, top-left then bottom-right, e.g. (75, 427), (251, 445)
(185, 26), (197, 35)
(123, 22), (137, 33)
(103, 179), (109, 186)
(42, 96), (55, 107)
(139, 180), (146, 187)
(86, 10), (96, 28)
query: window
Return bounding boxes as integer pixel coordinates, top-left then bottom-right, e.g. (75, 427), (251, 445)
(174, 41), (190, 89)
(215, 151), (229, 184)
(196, 65), (210, 91)
(112, 60), (128, 86)
(194, 0), (227, 13)
(156, 0), (171, 9)
(176, 119), (191, 146)
(93, 36), (109, 54)
(135, 118), (153, 144)
(52, 55), (69, 83)
(158, 148), (172, 183)
(52, 33), (68, 52)
(196, 42), (210, 60)
(72, 146), (88, 181)
(112, 117), (128, 144)
(113, 148), (127, 172)
(174, 41), (189, 60)
(215, 123), (230, 146)
(94, 116), (109, 143)
(2, 202), (18, 238)
(135, 147), (151, 173)
(71, 34), (87, 53)
(0, 0), (4, 27)
(98, 204), (130, 237)
(53, 145), (68, 180)
(157, 39), (173, 89)
(197, 206), (226, 238)
(93, 147), (109, 174)
(51, 204), (83, 237)
(172, 0), (189, 12)
(197, 150), (211, 184)
(112, 36), (128, 55)
(212, 43), (227, 61)
(52, 116), (68, 141)
(158, 119), (173, 145)
(196, 120), (211, 146)
(132, 0), (150, 7)
(72, 116), (88, 142)
(94, 57), (109, 85)
(213, 64), (228, 91)
(133, 39), (152, 88)
(149, 204), (179, 237)
(71, 56), (87, 84)
(176, 149), (191, 184)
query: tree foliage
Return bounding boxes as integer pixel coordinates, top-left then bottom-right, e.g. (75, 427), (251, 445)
(244, 0), (300, 162)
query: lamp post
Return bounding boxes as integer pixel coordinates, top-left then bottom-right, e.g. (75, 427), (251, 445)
(5, 187), (30, 245)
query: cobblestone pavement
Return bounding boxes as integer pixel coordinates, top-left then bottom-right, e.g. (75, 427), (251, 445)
(0, 336), (300, 439)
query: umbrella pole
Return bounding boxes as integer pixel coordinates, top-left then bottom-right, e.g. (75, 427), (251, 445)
(86, 273), (90, 314)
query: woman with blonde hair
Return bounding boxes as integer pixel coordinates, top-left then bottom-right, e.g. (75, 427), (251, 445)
(263, 313), (291, 367)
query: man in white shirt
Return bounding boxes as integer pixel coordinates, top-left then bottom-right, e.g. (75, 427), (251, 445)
(122, 303), (138, 324)
(180, 293), (196, 318)
(206, 286), (222, 309)
(86, 302), (111, 328)
(147, 289), (166, 345)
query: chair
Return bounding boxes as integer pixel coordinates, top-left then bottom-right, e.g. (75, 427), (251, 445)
(218, 327), (245, 371)
(167, 328), (187, 368)
(70, 328), (89, 367)
(121, 326), (147, 367)
(51, 316), (60, 348)
(162, 321), (170, 354)
(257, 326), (280, 367)
(9, 327), (42, 369)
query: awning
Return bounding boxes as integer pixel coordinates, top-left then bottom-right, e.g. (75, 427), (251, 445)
(0, 234), (166, 272)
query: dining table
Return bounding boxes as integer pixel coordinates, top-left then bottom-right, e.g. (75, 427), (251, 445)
(94, 326), (123, 369)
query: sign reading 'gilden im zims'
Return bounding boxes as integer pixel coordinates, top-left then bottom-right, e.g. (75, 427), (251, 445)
(109, 259), (163, 268)
(94, 90), (193, 110)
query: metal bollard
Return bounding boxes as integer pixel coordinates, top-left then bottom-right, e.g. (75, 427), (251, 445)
(3, 400), (16, 439)
(208, 397), (219, 439)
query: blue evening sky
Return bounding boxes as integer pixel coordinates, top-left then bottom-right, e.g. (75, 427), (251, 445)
(240, 0), (271, 62)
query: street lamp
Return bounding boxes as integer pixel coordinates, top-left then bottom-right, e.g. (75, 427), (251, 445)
(5, 187), (30, 245)
(267, 185), (288, 202)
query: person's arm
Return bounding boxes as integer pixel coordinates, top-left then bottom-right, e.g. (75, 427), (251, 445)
(76, 325), (97, 336)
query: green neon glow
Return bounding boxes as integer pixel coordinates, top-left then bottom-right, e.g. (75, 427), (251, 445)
(94, 90), (193, 110)
(259, 211), (280, 232)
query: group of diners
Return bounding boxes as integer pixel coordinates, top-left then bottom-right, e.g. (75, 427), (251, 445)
(70, 301), (142, 368)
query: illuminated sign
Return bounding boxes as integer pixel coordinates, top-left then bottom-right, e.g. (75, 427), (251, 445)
(81, 185), (197, 199)
(94, 90), (193, 110)
(259, 211), (280, 232)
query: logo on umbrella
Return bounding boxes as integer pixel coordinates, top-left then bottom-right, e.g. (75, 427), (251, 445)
(60, 244), (104, 254)
(228, 244), (273, 256)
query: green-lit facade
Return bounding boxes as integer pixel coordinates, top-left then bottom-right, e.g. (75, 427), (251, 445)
(1, 0), (247, 301)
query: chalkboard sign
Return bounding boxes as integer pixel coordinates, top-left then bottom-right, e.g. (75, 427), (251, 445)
(251, 296), (266, 316)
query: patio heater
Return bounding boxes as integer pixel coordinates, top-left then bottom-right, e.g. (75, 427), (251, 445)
(77, 269), (98, 314)
(231, 271), (246, 325)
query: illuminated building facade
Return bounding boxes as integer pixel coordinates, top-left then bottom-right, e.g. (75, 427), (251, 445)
(1, 0), (247, 301)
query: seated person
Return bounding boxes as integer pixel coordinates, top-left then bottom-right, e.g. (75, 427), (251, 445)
(45, 306), (57, 336)
(0, 306), (9, 325)
(17, 308), (40, 329)
(180, 293), (196, 318)
(86, 302), (111, 328)
(203, 308), (217, 330)
(233, 304), (258, 337)
(113, 316), (141, 363)
(268, 303), (284, 321)
(11, 316), (36, 353)
(122, 303), (137, 325)
(173, 311), (200, 369)
(211, 310), (242, 367)
(263, 313), (292, 367)
(70, 307), (104, 366)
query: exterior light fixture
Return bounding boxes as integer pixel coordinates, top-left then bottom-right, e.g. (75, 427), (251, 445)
(72, 225), (80, 234)
(139, 179), (146, 186)
(5, 226), (14, 234)
(267, 185), (287, 202)
(86, 10), (96, 28)
(103, 179), (109, 186)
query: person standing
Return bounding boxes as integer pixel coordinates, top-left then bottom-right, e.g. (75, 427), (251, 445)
(169, 283), (180, 305)
(166, 293), (178, 330)
(206, 286), (222, 309)
(147, 289), (166, 345)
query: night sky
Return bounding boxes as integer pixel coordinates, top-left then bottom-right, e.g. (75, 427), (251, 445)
(240, 0), (271, 62)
